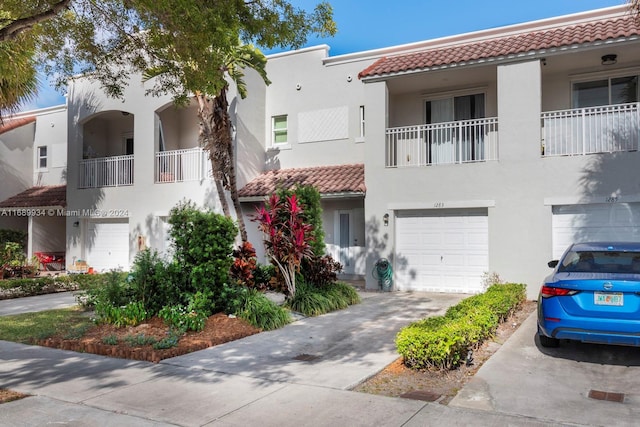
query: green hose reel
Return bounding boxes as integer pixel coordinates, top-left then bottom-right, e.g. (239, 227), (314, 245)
(373, 258), (393, 292)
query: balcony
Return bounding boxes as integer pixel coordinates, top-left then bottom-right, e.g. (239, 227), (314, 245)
(385, 118), (499, 167)
(542, 103), (640, 157)
(155, 147), (212, 183)
(78, 155), (134, 188)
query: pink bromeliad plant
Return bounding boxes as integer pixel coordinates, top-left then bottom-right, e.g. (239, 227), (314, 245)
(254, 193), (314, 298)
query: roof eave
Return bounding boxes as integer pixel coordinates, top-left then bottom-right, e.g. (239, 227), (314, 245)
(239, 191), (365, 203)
(360, 36), (640, 83)
(0, 205), (65, 211)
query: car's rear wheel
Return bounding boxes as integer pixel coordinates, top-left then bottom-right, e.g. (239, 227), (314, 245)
(538, 332), (559, 348)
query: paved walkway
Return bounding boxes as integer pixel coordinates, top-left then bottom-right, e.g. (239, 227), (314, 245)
(0, 291), (573, 426)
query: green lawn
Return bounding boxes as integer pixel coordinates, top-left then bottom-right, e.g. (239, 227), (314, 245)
(0, 307), (94, 343)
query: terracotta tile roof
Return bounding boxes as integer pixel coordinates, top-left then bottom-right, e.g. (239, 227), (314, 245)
(0, 116), (36, 135)
(0, 185), (66, 209)
(359, 15), (640, 79)
(239, 164), (365, 199)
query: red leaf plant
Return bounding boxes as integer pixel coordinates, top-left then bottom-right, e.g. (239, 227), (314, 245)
(253, 193), (314, 298)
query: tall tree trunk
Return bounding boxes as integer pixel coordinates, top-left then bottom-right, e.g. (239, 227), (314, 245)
(213, 86), (248, 242)
(196, 88), (248, 242)
(214, 179), (230, 217)
(196, 93), (231, 217)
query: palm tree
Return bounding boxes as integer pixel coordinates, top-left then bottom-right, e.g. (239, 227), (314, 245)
(0, 35), (38, 123)
(148, 41), (270, 242)
(197, 42), (270, 242)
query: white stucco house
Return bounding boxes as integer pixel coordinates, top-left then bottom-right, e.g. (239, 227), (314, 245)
(2, 5), (640, 298)
(0, 106), (67, 267)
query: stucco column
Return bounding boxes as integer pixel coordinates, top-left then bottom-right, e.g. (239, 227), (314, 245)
(494, 59), (548, 298)
(497, 60), (542, 161)
(363, 80), (390, 291)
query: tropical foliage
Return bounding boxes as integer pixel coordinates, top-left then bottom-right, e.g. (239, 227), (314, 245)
(254, 193), (315, 298)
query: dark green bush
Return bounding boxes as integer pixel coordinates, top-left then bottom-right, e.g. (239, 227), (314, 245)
(396, 283), (526, 371)
(129, 249), (176, 315)
(0, 230), (26, 249)
(286, 281), (331, 316)
(287, 280), (360, 317)
(329, 281), (361, 306)
(76, 270), (131, 309)
(236, 288), (291, 330)
(168, 200), (237, 311)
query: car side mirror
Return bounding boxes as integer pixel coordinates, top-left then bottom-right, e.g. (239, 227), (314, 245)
(548, 260), (559, 268)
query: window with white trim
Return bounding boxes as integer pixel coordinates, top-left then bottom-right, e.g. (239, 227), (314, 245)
(357, 105), (365, 142)
(37, 146), (47, 169)
(272, 115), (288, 146)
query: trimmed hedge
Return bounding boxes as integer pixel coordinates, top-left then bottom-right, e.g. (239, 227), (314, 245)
(396, 283), (526, 371)
(0, 276), (79, 299)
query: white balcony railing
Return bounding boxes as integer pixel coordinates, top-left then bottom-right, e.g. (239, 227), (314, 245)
(155, 147), (212, 183)
(542, 103), (640, 156)
(385, 117), (499, 167)
(78, 155), (134, 188)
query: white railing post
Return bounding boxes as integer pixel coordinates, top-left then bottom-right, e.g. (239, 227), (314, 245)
(542, 102), (640, 157)
(385, 117), (498, 168)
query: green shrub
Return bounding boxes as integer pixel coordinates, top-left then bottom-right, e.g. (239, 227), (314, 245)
(236, 288), (291, 331)
(153, 329), (181, 349)
(168, 200), (237, 311)
(0, 277), (54, 296)
(286, 281), (360, 316)
(326, 281), (360, 306)
(158, 304), (207, 332)
(123, 333), (157, 347)
(396, 322), (468, 370)
(253, 263), (275, 290)
(95, 301), (148, 327)
(286, 281), (334, 316)
(129, 249), (176, 315)
(0, 229), (27, 249)
(75, 270), (131, 309)
(102, 334), (118, 345)
(396, 283), (526, 371)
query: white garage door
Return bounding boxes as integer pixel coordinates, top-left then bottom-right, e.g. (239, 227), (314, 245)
(86, 220), (130, 272)
(552, 203), (640, 259)
(395, 208), (488, 293)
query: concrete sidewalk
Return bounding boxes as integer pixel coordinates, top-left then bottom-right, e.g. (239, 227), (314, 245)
(0, 292), (572, 426)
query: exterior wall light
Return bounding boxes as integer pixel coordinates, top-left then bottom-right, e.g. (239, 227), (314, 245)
(601, 54), (617, 66)
(383, 213), (389, 226)
(73, 221), (80, 227)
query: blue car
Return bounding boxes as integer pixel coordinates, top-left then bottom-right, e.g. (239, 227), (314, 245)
(537, 242), (640, 348)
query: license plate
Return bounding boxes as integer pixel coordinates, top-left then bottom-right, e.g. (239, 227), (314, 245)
(594, 292), (624, 306)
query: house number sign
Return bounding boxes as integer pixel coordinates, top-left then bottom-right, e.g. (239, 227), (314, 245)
(433, 202), (445, 208)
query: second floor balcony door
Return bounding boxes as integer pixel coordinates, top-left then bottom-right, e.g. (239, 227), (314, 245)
(426, 93), (485, 164)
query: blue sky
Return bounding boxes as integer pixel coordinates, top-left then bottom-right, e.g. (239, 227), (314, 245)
(25, 0), (626, 110)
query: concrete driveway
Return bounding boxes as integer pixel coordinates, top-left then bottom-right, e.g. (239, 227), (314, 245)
(450, 311), (640, 426)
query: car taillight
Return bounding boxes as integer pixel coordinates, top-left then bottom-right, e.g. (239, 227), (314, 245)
(540, 286), (579, 298)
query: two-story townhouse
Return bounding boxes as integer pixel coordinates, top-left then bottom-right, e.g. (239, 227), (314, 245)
(238, 46), (373, 277)
(0, 106), (67, 267)
(64, 44), (374, 276)
(63, 5), (640, 300)
(358, 5), (640, 298)
(64, 76), (215, 272)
